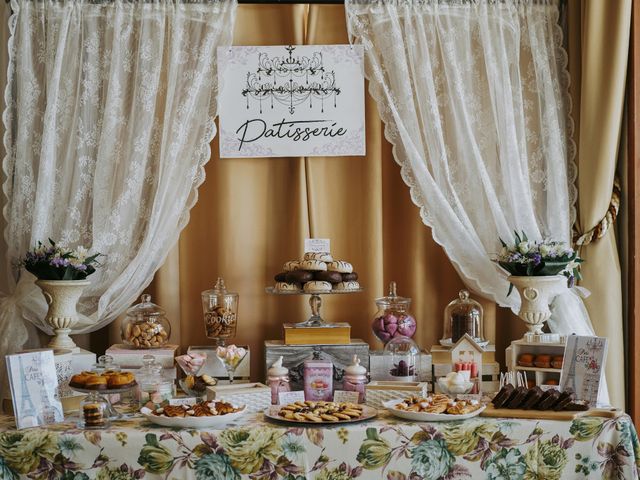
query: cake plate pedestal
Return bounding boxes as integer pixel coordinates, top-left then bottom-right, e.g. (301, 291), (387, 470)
(265, 287), (363, 327)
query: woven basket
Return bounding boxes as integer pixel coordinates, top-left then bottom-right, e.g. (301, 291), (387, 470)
(365, 381), (432, 410)
(206, 383), (271, 413)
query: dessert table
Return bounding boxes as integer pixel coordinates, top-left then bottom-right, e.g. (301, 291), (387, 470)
(0, 412), (638, 480)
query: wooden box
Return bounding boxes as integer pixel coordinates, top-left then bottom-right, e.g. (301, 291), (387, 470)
(264, 339), (369, 391)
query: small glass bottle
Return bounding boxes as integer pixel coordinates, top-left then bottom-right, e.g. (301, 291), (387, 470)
(121, 294), (171, 349)
(267, 356), (290, 405)
(343, 355), (368, 403)
(137, 355), (174, 408)
(202, 277), (239, 346)
(442, 290), (485, 345)
(371, 281), (417, 344)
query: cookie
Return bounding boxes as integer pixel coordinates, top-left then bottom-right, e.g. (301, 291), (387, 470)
(283, 261), (301, 272)
(341, 272), (358, 282)
(334, 281), (360, 291)
(300, 260), (327, 271)
(286, 270), (314, 283)
(327, 260), (353, 273)
(304, 252), (333, 262)
(314, 271), (342, 284)
(275, 281), (302, 291)
(303, 281), (332, 293)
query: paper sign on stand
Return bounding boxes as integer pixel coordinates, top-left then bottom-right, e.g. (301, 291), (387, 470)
(332, 390), (360, 404)
(559, 335), (608, 406)
(279, 390), (305, 405)
(305, 238), (330, 253)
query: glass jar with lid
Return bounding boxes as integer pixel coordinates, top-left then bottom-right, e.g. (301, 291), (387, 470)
(202, 277), (238, 346)
(267, 356), (290, 405)
(137, 354), (174, 408)
(343, 354), (368, 402)
(92, 354), (121, 374)
(442, 290), (484, 345)
(383, 336), (419, 381)
(371, 281), (417, 344)
(121, 294), (171, 349)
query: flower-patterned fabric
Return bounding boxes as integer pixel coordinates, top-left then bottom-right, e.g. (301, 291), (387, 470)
(0, 412), (637, 479)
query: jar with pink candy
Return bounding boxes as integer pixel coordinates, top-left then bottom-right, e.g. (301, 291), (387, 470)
(371, 281), (417, 345)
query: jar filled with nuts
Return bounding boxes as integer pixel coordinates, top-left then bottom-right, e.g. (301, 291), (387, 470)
(201, 277), (238, 346)
(121, 294), (171, 349)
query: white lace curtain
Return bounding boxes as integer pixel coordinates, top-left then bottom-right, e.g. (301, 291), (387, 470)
(345, 0), (608, 402)
(0, 0), (236, 393)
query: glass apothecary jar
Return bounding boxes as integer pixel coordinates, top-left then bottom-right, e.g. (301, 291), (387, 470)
(343, 355), (368, 402)
(267, 356), (290, 405)
(384, 335), (419, 381)
(121, 294), (171, 349)
(442, 290), (484, 345)
(92, 355), (120, 374)
(371, 281), (417, 344)
(202, 277), (238, 346)
(137, 354), (174, 408)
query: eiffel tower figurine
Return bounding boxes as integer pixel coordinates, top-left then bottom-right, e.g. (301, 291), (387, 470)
(563, 341), (578, 394)
(16, 356), (39, 427)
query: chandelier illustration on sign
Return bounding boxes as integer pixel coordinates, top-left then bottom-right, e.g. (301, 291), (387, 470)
(242, 46), (341, 115)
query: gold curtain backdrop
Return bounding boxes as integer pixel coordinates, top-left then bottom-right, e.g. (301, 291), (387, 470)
(104, 4), (521, 382)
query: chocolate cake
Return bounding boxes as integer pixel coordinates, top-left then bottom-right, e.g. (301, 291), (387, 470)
(491, 385), (515, 408)
(505, 386), (529, 409)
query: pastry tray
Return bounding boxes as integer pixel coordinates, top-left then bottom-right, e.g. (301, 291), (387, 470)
(265, 287), (364, 295)
(264, 405), (377, 425)
(70, 384), (137, 394)
(480, 404), (621, 420)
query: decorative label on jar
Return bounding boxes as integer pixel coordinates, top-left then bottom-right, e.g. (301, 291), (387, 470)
(204, 308), (238, 338)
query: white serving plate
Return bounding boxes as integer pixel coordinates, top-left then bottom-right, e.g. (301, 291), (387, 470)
(383, 399), (485, 422)
(140, 406), (246, 428)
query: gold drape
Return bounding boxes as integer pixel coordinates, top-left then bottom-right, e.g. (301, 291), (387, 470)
(567, 0), (631, 409)
(113, 4), (520, 382)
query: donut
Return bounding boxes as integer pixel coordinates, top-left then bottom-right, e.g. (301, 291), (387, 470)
(327, 261), (352, 274)
(314, 271), (342, 284)
(286, 270), (314, 284)
(303, 252), (333, 262)
(334, 281), (360, 291)
(107, 372), (136, 389)
(303, 281), (332, 293)
(300, 260), (327, 271)
(283, 261), (301, 272)
(341, 272), (358, 282)
(275, 281), (302, 292)
(84, 375), (108, 391)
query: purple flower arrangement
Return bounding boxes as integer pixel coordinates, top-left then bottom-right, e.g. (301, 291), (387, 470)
(18, 239), (102, 280)
(493, 231), (582, 294)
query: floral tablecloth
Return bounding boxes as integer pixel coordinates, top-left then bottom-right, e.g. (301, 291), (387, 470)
(0, 411), (638, 480)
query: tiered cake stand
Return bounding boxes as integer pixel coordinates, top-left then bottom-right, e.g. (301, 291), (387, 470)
(265, 287), (363, 327)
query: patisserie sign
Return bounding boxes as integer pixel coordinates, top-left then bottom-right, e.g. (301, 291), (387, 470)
(218, 45), (365, 158)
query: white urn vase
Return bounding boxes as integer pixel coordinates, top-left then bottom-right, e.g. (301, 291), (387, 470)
(35, 279), (90, 351)
(508, 275), (567, 336)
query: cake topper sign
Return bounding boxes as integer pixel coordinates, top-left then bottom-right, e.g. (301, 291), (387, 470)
(218, 45), (365, 158)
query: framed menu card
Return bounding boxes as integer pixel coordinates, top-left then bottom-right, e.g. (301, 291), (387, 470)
(559, 335), (608, 406)
(6, 350), (64, 429)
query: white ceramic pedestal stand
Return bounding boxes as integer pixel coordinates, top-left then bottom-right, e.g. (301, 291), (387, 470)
(509, 275), (567, 343)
